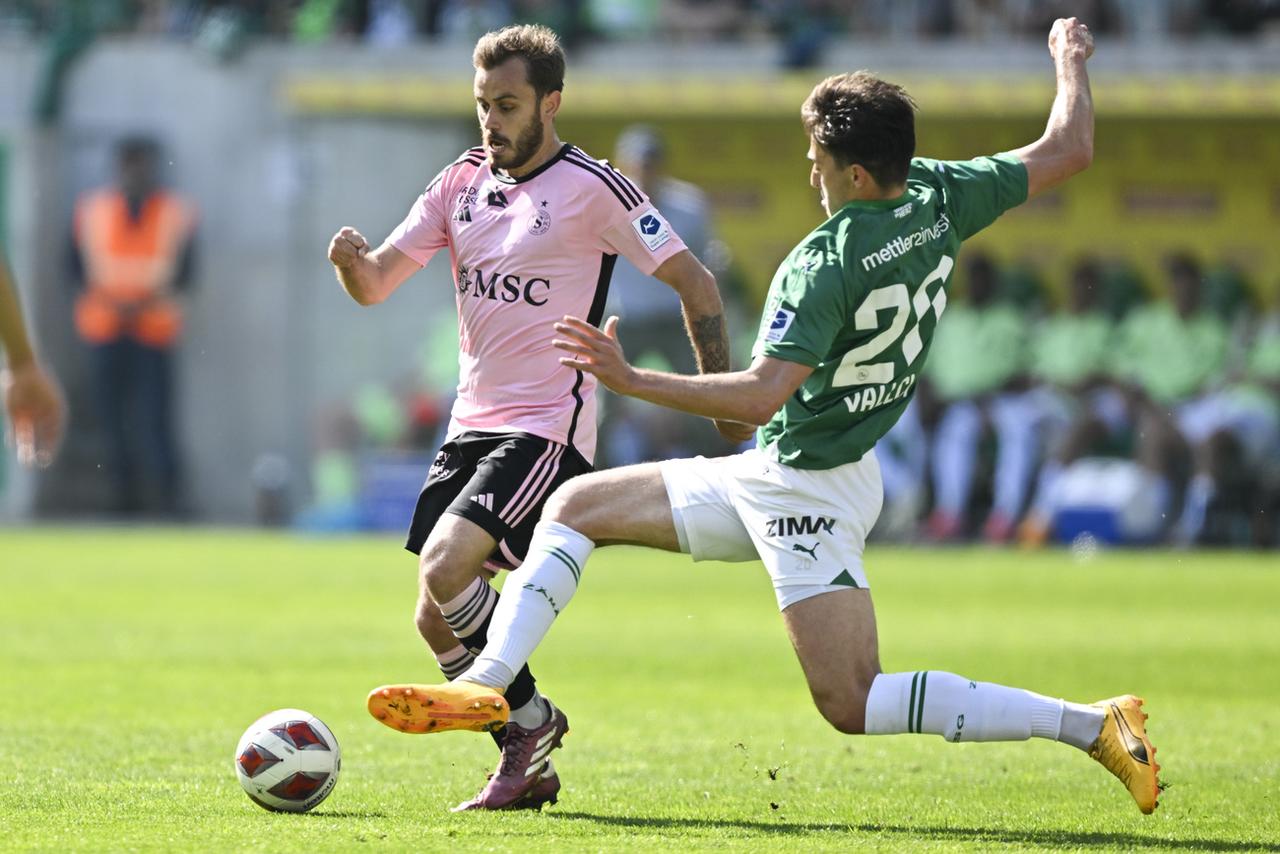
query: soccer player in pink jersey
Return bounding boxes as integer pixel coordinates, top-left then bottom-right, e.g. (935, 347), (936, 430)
(328, 24), (742, 811)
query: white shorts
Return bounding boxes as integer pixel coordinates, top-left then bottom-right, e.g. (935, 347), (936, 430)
(659, 448), (884, 611)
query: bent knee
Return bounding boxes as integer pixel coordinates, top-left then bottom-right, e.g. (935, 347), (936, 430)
(414, 591), (443, 621)
(543, 481), (594, 528)
(419, 543), (462, 597)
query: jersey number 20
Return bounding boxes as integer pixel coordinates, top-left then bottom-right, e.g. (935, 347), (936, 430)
(832, 254), (954, 387)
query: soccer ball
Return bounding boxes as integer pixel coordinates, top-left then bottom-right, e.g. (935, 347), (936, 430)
(234, 709), (341, 812)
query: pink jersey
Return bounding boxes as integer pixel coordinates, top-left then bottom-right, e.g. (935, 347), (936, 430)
(387, 144), (687, 462)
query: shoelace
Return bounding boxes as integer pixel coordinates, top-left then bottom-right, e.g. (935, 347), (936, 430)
(497, 725), (536, 777)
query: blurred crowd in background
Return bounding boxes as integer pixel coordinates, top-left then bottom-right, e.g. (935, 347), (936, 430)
(2, 3), (1277, 550)
(877, 253), (1280, 549)
(2, 0), (1279, 53)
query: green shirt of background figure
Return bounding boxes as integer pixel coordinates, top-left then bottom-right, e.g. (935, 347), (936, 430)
(1114, 303), (1228, 406)
(754, 155), (1027, 470)
(927, 302), (1026, 400)
(1032, 312), (1114, 388)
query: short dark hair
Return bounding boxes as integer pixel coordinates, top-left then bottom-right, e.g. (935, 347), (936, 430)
(473, 24), (566, 99)
(801, 72), (917, 188)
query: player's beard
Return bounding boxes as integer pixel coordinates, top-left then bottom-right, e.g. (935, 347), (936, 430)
(487, 109), (545, 173)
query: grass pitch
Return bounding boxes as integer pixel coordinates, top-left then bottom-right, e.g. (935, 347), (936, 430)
(2, 528), (1278, 852)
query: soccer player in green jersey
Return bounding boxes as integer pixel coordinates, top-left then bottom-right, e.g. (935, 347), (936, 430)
(367, 18), (1162, 814)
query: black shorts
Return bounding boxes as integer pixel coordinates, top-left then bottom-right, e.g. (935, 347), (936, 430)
(404, 431), (593, 567)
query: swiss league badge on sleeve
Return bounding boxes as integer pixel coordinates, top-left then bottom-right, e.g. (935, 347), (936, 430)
(630, 212), (672, 252)
(764, 307), (796, 343)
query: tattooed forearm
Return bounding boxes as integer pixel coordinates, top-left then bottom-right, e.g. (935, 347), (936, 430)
(687, 313), (731, 374)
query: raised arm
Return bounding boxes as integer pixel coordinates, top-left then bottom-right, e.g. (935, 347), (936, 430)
(1009, 17), (1095, 199)
(327, 227), (422, 306)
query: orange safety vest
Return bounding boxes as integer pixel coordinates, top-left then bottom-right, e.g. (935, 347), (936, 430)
(73, 188), (195, 347)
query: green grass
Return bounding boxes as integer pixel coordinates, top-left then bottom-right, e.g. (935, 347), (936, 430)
(2, 529), (1278, 852)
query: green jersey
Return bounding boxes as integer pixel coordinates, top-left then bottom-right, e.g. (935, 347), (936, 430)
(1113, 304), (1227, 405)
(1030, 312), (1115, 388)
(753, 154), (1028, 470)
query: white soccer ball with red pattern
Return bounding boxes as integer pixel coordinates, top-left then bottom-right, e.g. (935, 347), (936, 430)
(234, 709), (340, 812)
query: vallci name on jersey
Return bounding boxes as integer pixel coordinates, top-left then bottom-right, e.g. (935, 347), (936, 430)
(843, 372), (916, 413)
(456, 263), (551, 306)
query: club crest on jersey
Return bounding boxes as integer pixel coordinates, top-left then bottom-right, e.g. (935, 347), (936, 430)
(528, 200), (552, 235)
(631, 212), (671, 252)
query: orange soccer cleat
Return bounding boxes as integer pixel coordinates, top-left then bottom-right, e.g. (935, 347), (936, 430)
(367, 681), (509, 734)
(1088, 694), (1162, 814)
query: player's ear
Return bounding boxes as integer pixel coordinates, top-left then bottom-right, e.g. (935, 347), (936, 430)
(542, 90), (562, 121)
(851, 162), (880, 193)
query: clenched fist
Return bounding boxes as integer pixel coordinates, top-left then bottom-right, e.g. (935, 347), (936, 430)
(1048, 17), (1094, 63)
(328, 227), (369, 268)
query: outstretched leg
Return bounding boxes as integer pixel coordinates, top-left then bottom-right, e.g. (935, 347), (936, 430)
(779, 587), (1160, 813)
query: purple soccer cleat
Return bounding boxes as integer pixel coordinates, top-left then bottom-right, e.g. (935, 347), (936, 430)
(513, 768), (561, 811)
(452, 702), (569, 811)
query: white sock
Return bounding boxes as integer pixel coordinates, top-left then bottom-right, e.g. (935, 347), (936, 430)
(864, 671), (1101, 747)
(1059, 702), (1106, 751)
(508, 695), (550, 729)
(462, 521), (594, 692)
